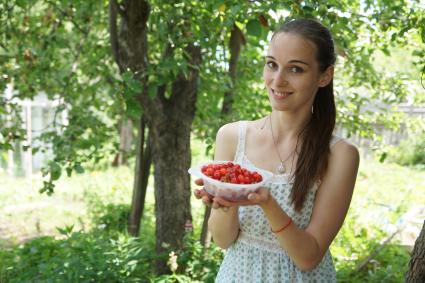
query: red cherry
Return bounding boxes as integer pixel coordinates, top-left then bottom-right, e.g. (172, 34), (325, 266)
(201, 165), (208, 173)
(202, 162), (263, 184)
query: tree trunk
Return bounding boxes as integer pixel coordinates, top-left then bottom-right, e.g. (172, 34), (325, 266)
(200, 206), (211, 247)
(112, 118), (133, 167)
(128, 116), (152, 236)
(110, 0), (152, 238)
(220, 23), (244, 117)
(109, 0), (200, 273)
(151, 116), (193, 272)
(110, 0), (201, 274)
(200, 23), (244, 247)
(150, 44), (201, 273)
(406, 221), (425, 282)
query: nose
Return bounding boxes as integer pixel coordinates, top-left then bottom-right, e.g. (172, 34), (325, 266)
(273, 69), (288, 87)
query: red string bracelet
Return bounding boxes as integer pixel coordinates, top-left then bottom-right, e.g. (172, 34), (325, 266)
(271, 218), (292, 234)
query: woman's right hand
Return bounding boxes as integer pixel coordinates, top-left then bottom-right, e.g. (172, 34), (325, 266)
(193, 179), (215, 206)
(193, 179), (236, 210)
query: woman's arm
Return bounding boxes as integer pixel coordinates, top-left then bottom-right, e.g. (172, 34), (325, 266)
(207, 122), (241, 249)
(261, 141), (360, 271)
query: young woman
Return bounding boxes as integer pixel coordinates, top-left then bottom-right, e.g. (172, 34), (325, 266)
(194, 18), (359, 282)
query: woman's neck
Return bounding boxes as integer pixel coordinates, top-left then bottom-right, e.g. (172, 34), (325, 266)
(269, 109), (311, 142)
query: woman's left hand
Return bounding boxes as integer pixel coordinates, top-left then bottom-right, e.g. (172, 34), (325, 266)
(213, 187), (272, 208)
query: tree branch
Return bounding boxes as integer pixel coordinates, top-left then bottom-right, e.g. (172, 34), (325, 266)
(42, 17), (62, 51)
(46, 0), (88, 34)
(109, 0), (122, 72)
(221, 23), (244, 116)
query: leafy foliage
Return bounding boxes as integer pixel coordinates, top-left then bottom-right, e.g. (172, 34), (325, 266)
(386, 131), (425, 167)
(0, 0), (122, 193)
(332, 217), (411, 283)
(1, 1), (423, 189)
(0, 231), (154, 282)
(1, 156), (423, 281)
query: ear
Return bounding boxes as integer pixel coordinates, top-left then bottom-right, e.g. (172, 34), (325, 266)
(318, 65), (334, 87)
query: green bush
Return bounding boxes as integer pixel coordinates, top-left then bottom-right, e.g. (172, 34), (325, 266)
(94, 203), (130, 233)
(0, 229), (155, 282)
(85, 191), (131, 233)
(387, 132), (425, 167)
(0, 228), (224, 283)
(147, 234), (223, 283)
(332, 217), (410, 283)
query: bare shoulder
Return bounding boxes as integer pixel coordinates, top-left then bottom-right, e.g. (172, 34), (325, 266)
(216, 121), (239, 143)
(321, 139), (360, 195)
(214, 121), (240, 160)
(330, 139), (360, 166)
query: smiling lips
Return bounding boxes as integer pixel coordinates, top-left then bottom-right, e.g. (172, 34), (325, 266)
(271, 88), (293, 99)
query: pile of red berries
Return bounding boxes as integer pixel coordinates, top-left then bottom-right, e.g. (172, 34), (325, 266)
(201, 162), (263, 184)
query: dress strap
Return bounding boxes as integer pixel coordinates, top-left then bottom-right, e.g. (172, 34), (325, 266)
(234, 121), (248, 163)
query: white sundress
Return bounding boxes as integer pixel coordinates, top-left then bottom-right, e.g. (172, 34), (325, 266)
(215, 121), (342, 283)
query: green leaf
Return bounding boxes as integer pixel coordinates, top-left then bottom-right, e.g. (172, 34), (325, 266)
(235, 21), (244, 30)
(122, 70), (143, 93)
(379, 152), (387, 163)
(50, 162), (62, 181)
(56, 224), (74, 236)
(301, 5), (315, 14)
(246, 19), (262, 37)
(74, 164), (85, 174)
(66, 167), (73, 177)
(422, 27), (425, 44)
(381, 46), (390, 56)
(128, 78), (143, 93)
(148, 85), (157, 98)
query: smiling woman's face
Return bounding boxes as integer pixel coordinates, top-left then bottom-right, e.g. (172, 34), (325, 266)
(263, 32), (330, 113)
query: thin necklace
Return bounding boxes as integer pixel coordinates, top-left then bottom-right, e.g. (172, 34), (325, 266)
(269, 114), (296, 175)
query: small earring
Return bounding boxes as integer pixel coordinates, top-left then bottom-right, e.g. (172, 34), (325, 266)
(311, 105), (314, 114)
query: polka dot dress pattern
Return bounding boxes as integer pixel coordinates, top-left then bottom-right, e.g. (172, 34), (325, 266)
(214, 121), (339, 283)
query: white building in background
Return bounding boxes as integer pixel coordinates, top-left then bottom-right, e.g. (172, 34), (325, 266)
(1, 83), (67, 178)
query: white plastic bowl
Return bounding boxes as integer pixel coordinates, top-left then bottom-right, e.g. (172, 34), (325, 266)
(188, 160), (273, 201)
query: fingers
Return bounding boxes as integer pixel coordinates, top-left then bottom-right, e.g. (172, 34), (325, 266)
(211, 199), (230, 211)
(193, 188), (203, 199)
(211, 200), (221, 209)
(247, 193), (257, 201)
(202, 195), (213, 206)
(193, 188), (209, 199)
(213, 197), (238, 207)
(193, 188), (265, 208)
(193, 188), (213, 206)
(194, 178), (204, 186)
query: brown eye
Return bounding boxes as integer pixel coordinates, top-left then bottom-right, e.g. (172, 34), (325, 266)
(289, 66), (304, 73)
(266, 61), (277, 69)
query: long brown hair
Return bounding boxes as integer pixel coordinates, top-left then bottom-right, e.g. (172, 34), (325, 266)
(273, 19), (336, 211)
